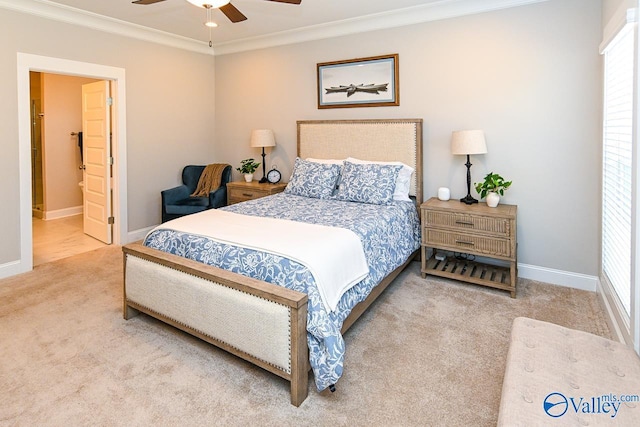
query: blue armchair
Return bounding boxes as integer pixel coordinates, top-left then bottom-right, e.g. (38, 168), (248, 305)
(161, 164), (232, 223)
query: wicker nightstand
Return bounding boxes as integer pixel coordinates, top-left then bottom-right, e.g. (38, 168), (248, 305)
(226, 181), (287, 205)
(420, 197), (518, 297)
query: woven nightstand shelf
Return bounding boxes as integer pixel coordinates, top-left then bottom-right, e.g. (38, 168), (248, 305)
(424, 256), (513, 289)
(420, 198), (518, 297)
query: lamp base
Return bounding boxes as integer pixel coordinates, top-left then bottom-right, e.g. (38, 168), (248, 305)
(259, 147), (268, 184)
(460, 154), (478, 205)
(460, 195), (478, 205)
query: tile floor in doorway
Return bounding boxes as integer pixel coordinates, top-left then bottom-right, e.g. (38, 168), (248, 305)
(32, 214), (107, 266)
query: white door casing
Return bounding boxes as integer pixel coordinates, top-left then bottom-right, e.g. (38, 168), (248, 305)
(10, 53), (128, 279)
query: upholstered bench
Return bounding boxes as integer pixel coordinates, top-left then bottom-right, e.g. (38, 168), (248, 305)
(498, 317), (640, 426)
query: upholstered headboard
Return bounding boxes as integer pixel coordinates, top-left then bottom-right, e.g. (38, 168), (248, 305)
(297, 119), (423, 205)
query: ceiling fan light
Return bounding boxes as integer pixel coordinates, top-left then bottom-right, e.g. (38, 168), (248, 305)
(205, 20), (218, 27)
(186, 0), (230, 8)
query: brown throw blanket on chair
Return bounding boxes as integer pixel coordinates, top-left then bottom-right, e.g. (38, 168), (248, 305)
(191, 163), (229, 197)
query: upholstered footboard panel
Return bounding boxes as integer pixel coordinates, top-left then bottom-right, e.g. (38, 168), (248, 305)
(126, 255), (293, 372)
(122, 242), (309, 406)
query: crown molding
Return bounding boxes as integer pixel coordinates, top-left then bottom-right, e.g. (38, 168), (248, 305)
(1, 0), (549, 57)
(0, 0), (213, 55)
(212, 0), (551, 55)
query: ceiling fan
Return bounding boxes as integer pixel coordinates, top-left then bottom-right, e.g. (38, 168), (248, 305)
(132, 0), (302, 23)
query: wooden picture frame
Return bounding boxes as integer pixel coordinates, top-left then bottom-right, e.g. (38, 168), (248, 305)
(317, 54), (399, 109)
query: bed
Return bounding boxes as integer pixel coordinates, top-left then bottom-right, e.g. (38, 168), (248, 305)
(122, 118), (423, 406)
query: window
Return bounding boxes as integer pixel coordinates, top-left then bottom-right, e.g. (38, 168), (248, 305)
(602, 22), (634, 318)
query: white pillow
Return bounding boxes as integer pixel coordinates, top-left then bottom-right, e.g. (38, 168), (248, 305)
(346, 157), (414, 202)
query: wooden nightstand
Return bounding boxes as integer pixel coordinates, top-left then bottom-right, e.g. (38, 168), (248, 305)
(420, 197), (518, 297)
(226, 181), (287, 205)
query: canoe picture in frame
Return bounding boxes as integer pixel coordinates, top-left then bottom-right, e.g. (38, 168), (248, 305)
(317, 54), (399, 109)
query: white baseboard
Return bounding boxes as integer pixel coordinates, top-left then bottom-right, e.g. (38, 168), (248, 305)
(0, 239), (600, 293)
(127, 225), (157, 243)
(0, 259), (26, 280)
(0, 224), (157, 280)
(517, 263), (598, 292)
(596, 279), (627, 344)
(120, 234), (601, 294)
(518, 265), (631, 346)
(43, 206), (82, 220)
(0, 207), (82, 280)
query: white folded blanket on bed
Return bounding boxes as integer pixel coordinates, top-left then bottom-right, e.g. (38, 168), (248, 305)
(150, 209), (369, 312)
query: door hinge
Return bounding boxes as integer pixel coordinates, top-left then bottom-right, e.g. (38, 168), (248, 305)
(108, 216), (115, 225)
(109, 156), (114, 166)
(107, 97), (113, 106)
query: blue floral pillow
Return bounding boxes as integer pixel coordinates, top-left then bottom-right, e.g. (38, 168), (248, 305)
(284, 157), (341, 199)
(336, 161), (402, 205)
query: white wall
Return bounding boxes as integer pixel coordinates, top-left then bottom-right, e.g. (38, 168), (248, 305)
(0, 0), (605, 287)
(214, 0), (603, 281)
(0, 8), (216, 267)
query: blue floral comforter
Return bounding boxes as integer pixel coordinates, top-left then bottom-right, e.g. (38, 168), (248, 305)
(144, 193), (421, 391)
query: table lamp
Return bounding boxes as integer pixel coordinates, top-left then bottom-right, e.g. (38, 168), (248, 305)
(250, 129), (276, 183)
(451, 130), (487, 204)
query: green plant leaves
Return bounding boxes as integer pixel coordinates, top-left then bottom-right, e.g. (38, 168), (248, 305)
(236, 158), (260, 174)
(474, 172), (512, 199)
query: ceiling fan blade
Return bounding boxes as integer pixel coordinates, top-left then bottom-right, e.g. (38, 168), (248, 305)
(132, 0), (166, 5)
(266, 0), (302, 4)
(220, 3), (247, 23)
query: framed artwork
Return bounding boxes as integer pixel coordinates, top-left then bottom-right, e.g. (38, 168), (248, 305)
(317, 54), (399, 109)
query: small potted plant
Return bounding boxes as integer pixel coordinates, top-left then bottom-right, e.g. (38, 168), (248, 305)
(236, 158), (260, 182)
(474, 172), (512, 207)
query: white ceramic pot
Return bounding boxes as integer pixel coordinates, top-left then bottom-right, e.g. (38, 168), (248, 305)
(486, 192), (500, 208)
(244, 173), (253, 183)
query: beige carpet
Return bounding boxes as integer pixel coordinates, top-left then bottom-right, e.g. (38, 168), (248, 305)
(0, 246), (610, 426)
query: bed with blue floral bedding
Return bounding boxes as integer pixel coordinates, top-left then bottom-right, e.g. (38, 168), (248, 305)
(124, 118), (423, 406)
(143, 191), (421, 391)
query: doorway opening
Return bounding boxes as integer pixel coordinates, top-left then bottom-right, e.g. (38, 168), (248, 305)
(29, 72), (111, 265)
(17, 53), (128, 275)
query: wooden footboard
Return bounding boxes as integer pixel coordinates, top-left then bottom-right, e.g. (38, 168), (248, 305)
(123, 242), (419, 406)
(122, 242), (309, 406)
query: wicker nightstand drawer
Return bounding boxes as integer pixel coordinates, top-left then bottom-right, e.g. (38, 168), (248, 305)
(226, 181), (287, 205)
(229, 189), (267, 204)
(424, 210), (510, 237)
(424, 229), (511, 257)
(420, 197), (518, 298)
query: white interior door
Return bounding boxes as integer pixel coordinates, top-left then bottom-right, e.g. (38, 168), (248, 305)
(82, 80), (112, 244)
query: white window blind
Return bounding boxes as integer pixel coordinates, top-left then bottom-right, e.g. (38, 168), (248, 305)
(602, 23), (634, 316)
